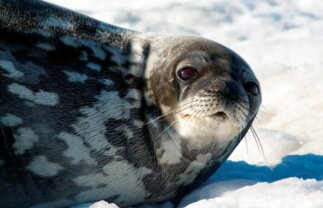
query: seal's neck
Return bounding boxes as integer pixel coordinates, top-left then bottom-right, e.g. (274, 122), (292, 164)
(145, 116), (208, 166)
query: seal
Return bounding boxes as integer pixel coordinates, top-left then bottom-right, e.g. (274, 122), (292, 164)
(0, 0), (261, 207)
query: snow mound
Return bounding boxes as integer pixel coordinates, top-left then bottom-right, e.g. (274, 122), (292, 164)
(180, 154), (323, 206)
(184, 178), (323, 208)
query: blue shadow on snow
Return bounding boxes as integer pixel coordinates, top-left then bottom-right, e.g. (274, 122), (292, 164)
(208, 154), (323, 183)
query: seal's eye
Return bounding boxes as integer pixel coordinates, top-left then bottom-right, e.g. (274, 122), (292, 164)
(177, 67), (198, 81)
(244, 81), (260, 96)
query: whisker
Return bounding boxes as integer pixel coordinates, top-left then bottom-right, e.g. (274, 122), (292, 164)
(154, 119), (178, 141)
(156, 118), (195, 163)
(244, 132), (249, 157)
(144, 101), (197, 125)
(168, 111), (203, 163)
(249, 126), (261, 153)
(237, 111), (265, 163)
(239, 119), (249, 157)
(237, 110), (249, 129)
(254, 116), (261, 125)
(184, 110), (199, 130)
(236, 102), (249, 110)
(250, 126), (267, 163)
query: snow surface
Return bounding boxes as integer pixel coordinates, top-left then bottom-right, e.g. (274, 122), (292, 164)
(46, 0), (323, 207)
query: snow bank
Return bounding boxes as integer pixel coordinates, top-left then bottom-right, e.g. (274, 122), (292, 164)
(180, 154), (323, 207)
(183, 178), (323, 208)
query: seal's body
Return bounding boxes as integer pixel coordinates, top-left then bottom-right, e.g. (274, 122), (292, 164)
(0, 1), (261, 207)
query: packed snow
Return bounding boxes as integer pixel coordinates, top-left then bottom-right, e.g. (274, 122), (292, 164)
(46, 0), (323, 207)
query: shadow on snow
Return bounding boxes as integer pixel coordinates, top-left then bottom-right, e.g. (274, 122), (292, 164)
(208, 154), (323, 183)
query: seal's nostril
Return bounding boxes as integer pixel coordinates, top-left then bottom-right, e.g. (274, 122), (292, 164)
(211, 111), (228, 120)
(215, 111), (226, 116)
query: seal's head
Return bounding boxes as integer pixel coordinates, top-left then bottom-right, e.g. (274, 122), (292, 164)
(145, 36), (261, 150)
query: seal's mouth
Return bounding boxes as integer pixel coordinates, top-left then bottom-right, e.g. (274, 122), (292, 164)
(210, 111), (228, 120)
(180, 111), (229, 121)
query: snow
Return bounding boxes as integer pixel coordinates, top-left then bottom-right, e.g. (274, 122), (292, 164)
(46, 0), (323, 207)
(182, 178), (323, 208)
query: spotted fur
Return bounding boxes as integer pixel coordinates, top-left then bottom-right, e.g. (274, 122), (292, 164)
(0, 1), (261, 207)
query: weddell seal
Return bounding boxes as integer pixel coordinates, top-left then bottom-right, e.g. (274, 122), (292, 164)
(0, 0), (261, 207)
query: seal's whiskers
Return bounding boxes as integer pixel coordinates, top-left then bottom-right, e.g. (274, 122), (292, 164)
(182, 110), (200, 131)
(244, 132), (250, 157)
(144, 100), (197, 125)
(155, 119), (178, 141)
(250, 125), (267, 163)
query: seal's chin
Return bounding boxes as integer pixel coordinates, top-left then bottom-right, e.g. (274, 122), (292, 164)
(175, 109), (243, 144)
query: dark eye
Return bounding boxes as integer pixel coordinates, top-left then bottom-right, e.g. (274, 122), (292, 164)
(244, 81), (260, 96)
(177, 67), (198, 81)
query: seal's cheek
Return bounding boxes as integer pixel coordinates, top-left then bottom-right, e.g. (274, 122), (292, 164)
(146, 64), (179, 114)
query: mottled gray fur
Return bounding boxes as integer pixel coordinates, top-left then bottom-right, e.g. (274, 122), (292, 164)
(0, 0), (261, 207)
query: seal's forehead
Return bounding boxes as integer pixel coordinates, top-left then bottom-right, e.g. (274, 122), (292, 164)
(174, 48), (250, 73)
(174, 51), (210, 67)
(177, 51), (210, 60)
(162, 37), (240, 63)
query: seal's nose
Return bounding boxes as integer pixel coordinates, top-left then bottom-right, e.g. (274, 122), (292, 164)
(203, 79), (244, 104)
(204, 80), (230, 96)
